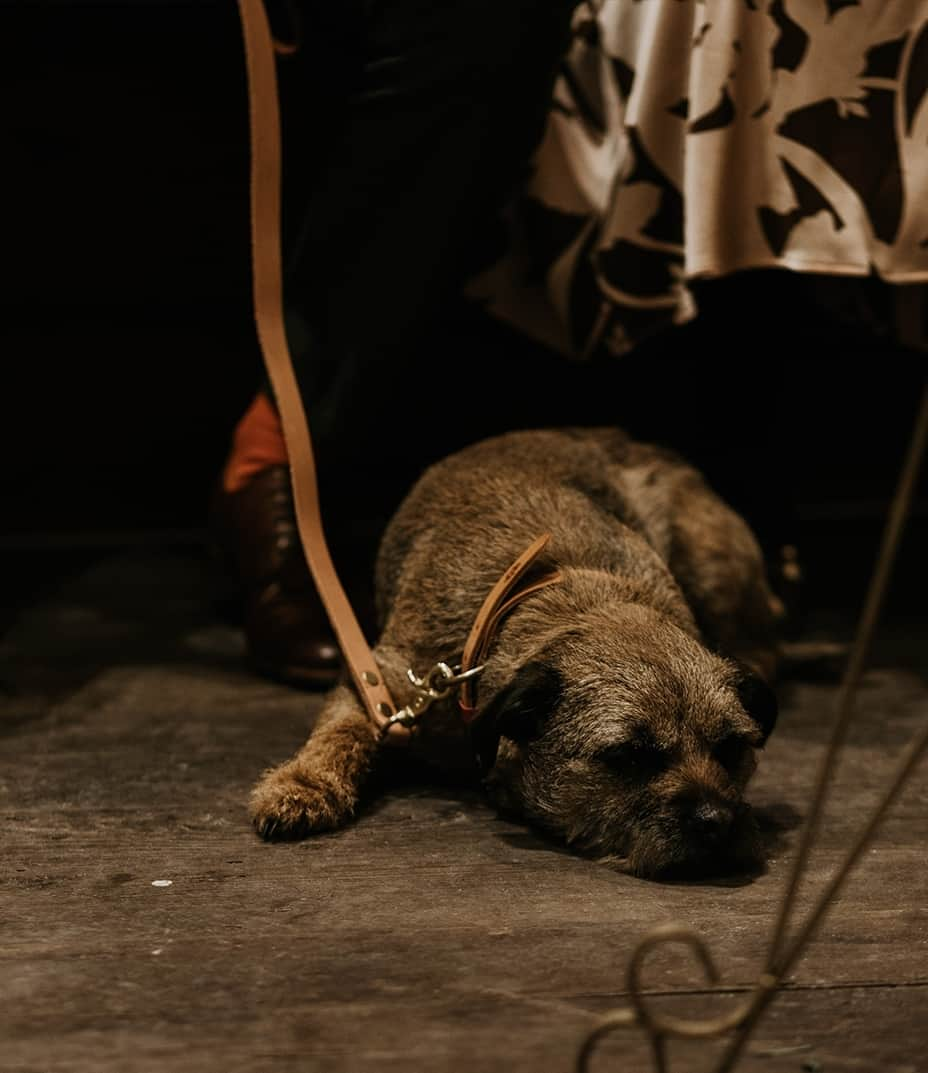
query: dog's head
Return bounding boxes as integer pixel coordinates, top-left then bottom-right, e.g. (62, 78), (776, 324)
(475, 604), (777, 879)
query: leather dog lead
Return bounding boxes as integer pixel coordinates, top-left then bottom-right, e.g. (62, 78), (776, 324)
(237, 0), (401, 736)
(237, 0), (562, 741)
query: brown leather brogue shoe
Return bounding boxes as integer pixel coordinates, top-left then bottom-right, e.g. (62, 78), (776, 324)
(211, 465), (342, 687)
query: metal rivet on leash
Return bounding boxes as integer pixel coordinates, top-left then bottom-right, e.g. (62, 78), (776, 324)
(362, 671), (380, 686)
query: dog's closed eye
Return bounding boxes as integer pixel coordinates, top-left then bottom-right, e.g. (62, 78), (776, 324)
(712, 733), (751, 773)
(597, 740), (665, 777)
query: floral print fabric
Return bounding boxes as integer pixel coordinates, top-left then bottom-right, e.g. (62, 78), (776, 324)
(470, 0), (928, 357)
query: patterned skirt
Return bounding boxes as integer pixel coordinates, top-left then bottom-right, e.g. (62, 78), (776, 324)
(469, 0), (928, 357)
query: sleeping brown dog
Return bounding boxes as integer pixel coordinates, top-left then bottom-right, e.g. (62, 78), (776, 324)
(250, 428), (781, 878)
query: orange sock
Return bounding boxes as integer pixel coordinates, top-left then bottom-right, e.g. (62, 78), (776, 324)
(222, 393), (290, 494)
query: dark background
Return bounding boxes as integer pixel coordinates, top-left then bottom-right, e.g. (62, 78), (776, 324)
(2, 1), (926, 630)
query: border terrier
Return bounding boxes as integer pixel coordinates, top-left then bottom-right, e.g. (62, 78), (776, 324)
(250, 428), (781, 878)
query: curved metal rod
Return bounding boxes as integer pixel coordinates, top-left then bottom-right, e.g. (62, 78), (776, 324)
(765, 380), (928, 976)
(714, 718), (928, 1073)
(577, 927), (774, 1073)
(626, 926), (751, 1039)
(712, 378), (928, 1073)
(576, 1010), (637, 1073)
(577, 380), (928, 1073)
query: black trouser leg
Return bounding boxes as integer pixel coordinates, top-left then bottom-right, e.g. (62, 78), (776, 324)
(278, 0), (578, 532)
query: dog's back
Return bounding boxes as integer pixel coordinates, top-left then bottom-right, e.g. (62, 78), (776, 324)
(377, 428), (779, 677)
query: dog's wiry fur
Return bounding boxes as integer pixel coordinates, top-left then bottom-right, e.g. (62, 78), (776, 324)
(250, 428), (781, 877)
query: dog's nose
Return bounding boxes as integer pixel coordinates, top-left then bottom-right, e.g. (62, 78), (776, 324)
(689, 802), (733, 843)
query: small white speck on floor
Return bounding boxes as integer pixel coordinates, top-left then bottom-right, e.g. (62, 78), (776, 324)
(151, 879), (173, 888)
(151, 948), (163, 956)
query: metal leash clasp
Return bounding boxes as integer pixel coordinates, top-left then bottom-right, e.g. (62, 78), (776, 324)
(380, 661), (484, 737)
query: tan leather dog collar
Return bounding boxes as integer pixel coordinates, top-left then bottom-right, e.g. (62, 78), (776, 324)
(459, 535), (562, 720)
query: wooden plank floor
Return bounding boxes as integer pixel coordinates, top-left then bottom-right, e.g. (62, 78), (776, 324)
(2, 551), (926, 1073)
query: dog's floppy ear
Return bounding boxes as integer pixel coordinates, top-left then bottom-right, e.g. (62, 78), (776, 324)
(471, 661), (562, 771)
(734, 664), (778, 745)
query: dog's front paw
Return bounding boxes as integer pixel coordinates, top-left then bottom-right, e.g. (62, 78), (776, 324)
(250, 761), (357, 840)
